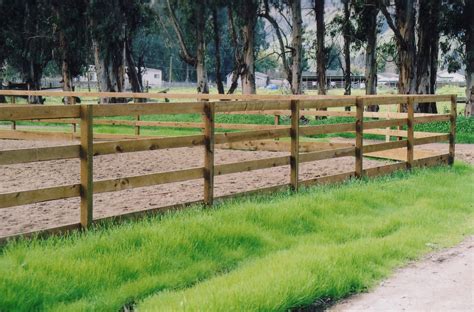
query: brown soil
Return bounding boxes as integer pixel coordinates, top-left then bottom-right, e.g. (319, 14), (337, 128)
(0, 139), (389, 237)
(329, 236), (474, 312)
(1, 139), (471, 238)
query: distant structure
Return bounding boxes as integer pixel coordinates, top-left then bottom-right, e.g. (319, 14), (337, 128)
(302, 70), (366, 90)
(226, 72), (270, 89)
(78, 66), (163, 89)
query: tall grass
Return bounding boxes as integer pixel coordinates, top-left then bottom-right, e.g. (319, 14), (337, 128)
(0, 163), (472, 311)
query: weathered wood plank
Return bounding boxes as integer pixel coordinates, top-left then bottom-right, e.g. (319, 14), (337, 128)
(363, 163), (407, 177)
(0, 223), (82, 245)
(299, 147), (355, 163)
(360, 95), (408, 106)
(299, 97), (356, 109)
(214, 128), (291, 144)
(0, 129), (77, 141)
(80, 105), (94, 228)
(0, 89), (354, 101)
(215, 100), (291, 112)
(363, 129), (445, 138)
(299, 122), (355, 136)
(300, 171), (355, 187)
(92, 102), (205, 117)
(0, 105), (80, 120)
(93, 167), (204, 193)
(215, 156), (290, 176)
(0, 184), (81, 209)
(413, 134), (450, 145)
(362, 140), (408, 154)
(218, 140), (353, 153)
(0, 145), (80, 165)
(93, 135), (205, 155)
(364, 118), (407, 130)
(412, 94), (452, 103)
(413, 154), (449, 167)
(413, 114), (450, 124)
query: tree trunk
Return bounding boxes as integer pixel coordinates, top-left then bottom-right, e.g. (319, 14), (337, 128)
(464, 0), (474, 117)
(213, 8), (225, 94)
(196, 6), (209, 94)
(395, 0), (417, 95)
(365, 0), (378, 112)
(93, 39), (126, 104)
(290, 0), (303, 95)
(315, 0), (326, 95)
(227, 7), (243, 95)
(415, 0), (439, 113)
(241, 1), (257, 95)
(342, 0), (351, 111)
(125, 38), (143, 94)
(24, 61), (43, 104)
(342, 0), (351, 97)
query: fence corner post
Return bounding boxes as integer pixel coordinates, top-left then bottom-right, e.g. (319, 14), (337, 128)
(80, 104), (93, 228)
(290, 100), (300, 191)
(355, 97), (364, 178)
(203, 101), (215, 205)
(406, 96), (414, 169)
(449, 94), (457, 165)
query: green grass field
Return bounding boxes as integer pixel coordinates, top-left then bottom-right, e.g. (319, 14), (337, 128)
(1, 163), (472, 311)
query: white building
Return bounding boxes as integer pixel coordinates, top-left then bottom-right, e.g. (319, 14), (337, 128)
(78, 66), (162, 88)
(141, 68), (162, 87)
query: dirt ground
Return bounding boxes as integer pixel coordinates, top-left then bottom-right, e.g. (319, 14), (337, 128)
(329, 236), (474, 312)
(0, 140), (472, 238)
(0, 139), (391, 237)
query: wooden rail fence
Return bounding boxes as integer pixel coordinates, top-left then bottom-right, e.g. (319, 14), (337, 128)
(0, 91), (457, 242)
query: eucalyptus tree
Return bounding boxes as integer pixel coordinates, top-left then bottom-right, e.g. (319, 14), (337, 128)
(51, 0), (89, 103)
(1, 0), (54, 103)
(314, 0), (326, 95)
(440, 0), (473, 116)
(231, 0), (260, 94)
(260, 0), (304, 94)
(88, 0), (149, 101)
(378, 0), (417, 97)
(159, 0), (210, 93)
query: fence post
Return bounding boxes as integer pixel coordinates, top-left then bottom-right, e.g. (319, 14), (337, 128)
(274, 114), (280, 126)
(80, 104), (93, 228)
(290, 100), (300, 191)
(134, 98), (141, 136)
(135, 115), (141, 136)
(203, 101), (215, 205)
(406, 97), (414, 169)
(355, 97), (364, 178)
(71, 96), (77, 133)
(449, 95), (457, 165)
(11, 121), (16, 130)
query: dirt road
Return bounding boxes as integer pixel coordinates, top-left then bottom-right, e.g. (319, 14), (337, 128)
(330, 236), (474, 312)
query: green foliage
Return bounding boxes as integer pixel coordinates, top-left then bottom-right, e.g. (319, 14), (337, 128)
(0, 164), (472, 311)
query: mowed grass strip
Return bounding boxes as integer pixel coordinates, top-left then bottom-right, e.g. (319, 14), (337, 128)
(0, 164), (473, 311)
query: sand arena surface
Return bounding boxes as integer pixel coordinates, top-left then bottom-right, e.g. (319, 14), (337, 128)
(2, 139), (472, 238)
(0, 139), (393, 237)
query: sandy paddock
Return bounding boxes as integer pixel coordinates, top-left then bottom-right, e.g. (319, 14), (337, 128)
(0, 138), (396, 237)
(2, 139), (472, 238)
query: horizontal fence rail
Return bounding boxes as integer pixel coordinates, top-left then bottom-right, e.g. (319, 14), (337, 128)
(0, 93), (456, 242)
